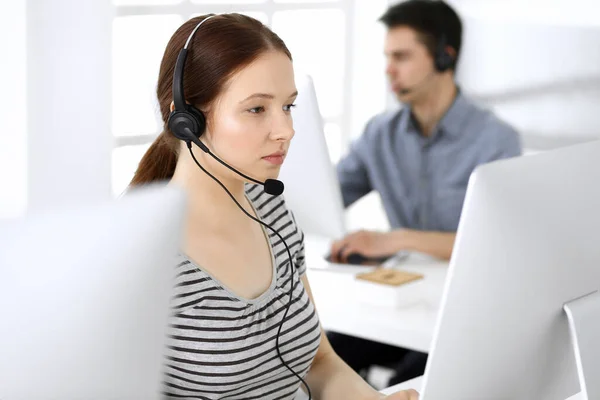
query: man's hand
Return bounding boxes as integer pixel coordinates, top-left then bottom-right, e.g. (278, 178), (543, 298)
(330, 230), (404, 263)
(330, 229), (457, 262)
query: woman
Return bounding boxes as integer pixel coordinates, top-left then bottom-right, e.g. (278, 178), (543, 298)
(130, 13), (419, 400)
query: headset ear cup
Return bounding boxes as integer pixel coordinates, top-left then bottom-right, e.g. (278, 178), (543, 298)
(434, 33), (455, 73)
(435, 51), (454, 72)
(187, 106), (207, 137)
(168, 110), (200, 142)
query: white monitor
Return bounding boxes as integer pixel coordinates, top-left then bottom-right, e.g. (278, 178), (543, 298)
(420, 140), (600, 400)
(278, 74), (346, 240)
(0, 184), (186, 400)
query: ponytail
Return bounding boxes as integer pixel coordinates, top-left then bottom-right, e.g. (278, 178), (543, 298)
(129, 132), (178, 187)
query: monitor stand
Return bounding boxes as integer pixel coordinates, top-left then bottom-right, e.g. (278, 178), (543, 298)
(564, 290), (600, 400)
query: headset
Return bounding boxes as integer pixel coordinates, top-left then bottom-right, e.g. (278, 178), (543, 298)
(397, 2), (456, 95)
(434, 33), (454, 73)
(166, 15), (312, 399)
(396, 33), (454, 96)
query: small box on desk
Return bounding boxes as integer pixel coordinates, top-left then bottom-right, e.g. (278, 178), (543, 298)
(352, 268), (426, 309)
(356, 268), (424, 286)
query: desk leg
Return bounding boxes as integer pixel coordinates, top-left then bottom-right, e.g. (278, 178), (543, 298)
(563, 290), (600, 400)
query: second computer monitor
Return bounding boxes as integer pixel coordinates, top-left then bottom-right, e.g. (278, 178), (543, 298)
(421, 140), (600, 400)
(278, 74), (346, 240)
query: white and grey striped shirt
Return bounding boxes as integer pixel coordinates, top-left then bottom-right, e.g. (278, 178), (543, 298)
(162, 183), (321, 399)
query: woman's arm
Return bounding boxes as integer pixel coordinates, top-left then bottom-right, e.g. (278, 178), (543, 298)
(301, 275), (419, 400)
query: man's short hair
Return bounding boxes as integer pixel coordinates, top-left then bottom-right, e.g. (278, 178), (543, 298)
(379, 0), (463, 69)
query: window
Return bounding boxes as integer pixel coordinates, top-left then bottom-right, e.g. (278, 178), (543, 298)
(111, 0), (387, 196)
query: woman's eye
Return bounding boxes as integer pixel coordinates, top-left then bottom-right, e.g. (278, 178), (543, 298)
(248, 106), (265, 114)
(283, 103), (297, 112)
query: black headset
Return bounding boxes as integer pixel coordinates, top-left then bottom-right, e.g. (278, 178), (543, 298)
(397, 30), (455, 96)
(434, 33), (454, 72)
(167, 15), (211, 153)
(431, 0), (456, 73)
(396, 1), (456, 96)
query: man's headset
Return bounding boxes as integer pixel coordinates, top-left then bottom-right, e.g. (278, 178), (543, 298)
(397, 0), (456, 95)
(433, 34), (455, 73)
(398, 28), (456, 95)
(166, 15), (312, 399)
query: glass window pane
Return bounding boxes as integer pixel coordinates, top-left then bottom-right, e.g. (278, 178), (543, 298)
(112, 143), (152, 196)
(112, 15), (183, 137)
(324, 122), (342, 164)
(273, 9), (345, 118)
(191, 11), (268, 25)
(113, 0), (182, 5)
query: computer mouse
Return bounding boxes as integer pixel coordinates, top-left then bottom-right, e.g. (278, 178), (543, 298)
(324, 252), (392, 265)
(346, 252), (368, 265)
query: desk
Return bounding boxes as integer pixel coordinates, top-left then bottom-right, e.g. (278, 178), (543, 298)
(304, 236), (585, 400)
(381, 376), (584, 400)
(304, 235), (448, 353)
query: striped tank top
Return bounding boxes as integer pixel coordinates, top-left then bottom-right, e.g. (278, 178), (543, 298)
(162, 183), (321, 399)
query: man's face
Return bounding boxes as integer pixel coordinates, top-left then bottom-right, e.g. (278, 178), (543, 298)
(384, 26), (436, 102)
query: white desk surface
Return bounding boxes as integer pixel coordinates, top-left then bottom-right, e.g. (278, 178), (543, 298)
(304, 235), (448, 353)
(381, 376), (584, 400)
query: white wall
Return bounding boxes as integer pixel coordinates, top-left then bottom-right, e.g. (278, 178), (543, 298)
(348, 0), (388, 140)
(26, 0), (114, 213)
(0, 0), (27, 219)
(1, 0), (114, 218)
(451, 0), (600, 150)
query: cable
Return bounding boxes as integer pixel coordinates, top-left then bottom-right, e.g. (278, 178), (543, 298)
(187, 143), (312, 399)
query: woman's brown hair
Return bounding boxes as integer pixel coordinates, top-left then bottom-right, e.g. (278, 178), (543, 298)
(129, 14), (292, 187)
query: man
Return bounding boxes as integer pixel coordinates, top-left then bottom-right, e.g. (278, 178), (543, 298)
(330, 0), (521, 263)
(328, 0), (522, 386)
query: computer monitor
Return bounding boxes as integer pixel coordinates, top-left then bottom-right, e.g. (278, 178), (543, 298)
(0, 184), (186, 400)
(420, 140), (600, 400)
(278, 74), (346, 240)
